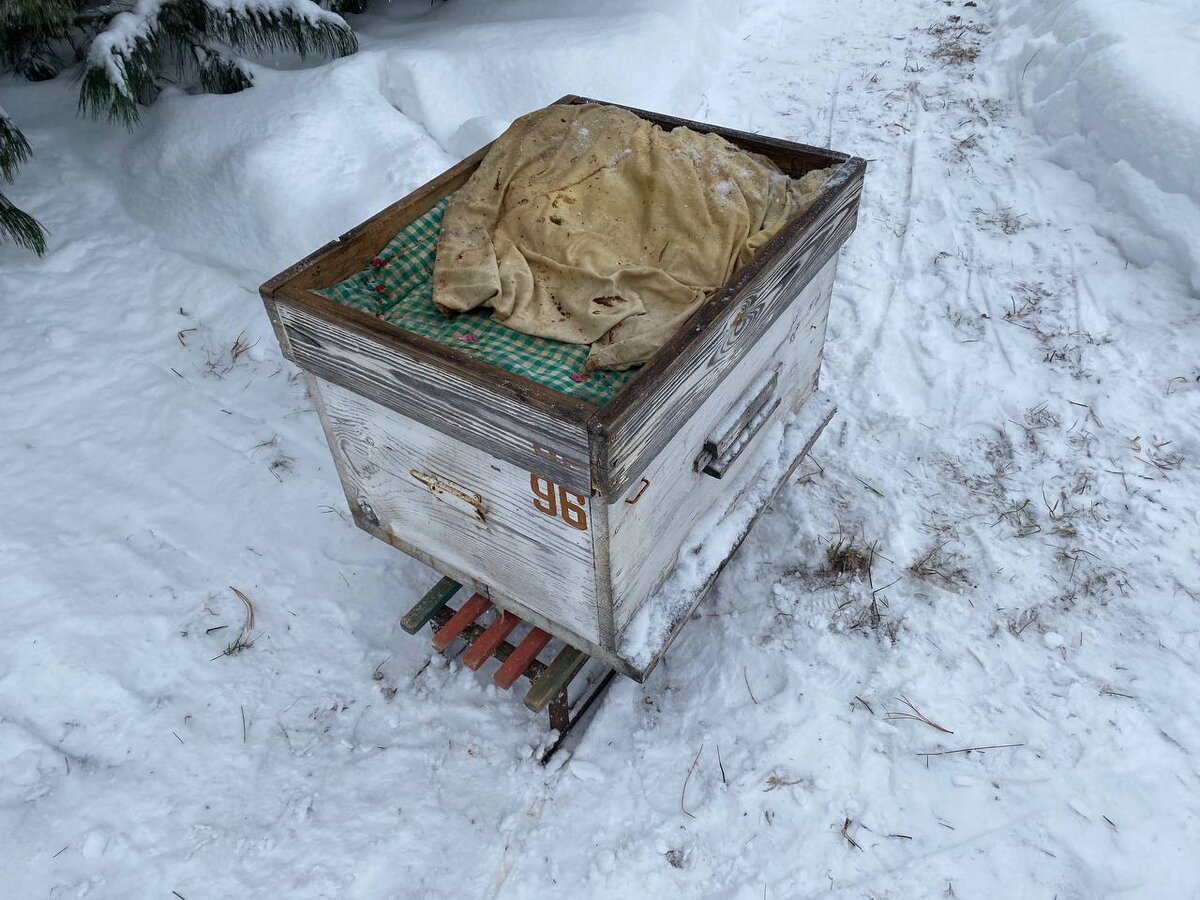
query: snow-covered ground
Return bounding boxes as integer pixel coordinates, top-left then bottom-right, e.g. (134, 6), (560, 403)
(3, 0), (1199, 896)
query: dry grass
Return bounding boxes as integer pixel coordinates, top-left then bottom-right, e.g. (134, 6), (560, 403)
(212, 632), (254, 660)
(269, 455), (295, 480)
(975, 206), (1028, 235)
(928, 16), (988, 67)
(826, 534), (874, 579)
(764, 773), (806, 791)
(885, 695), (954, 733)
(1003, 281), (1053, 322)
(1006, 607), (1039, 638)
(909, 540), (971, 588)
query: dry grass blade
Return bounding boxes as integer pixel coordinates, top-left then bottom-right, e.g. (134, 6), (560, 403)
(743, 666), (759, 705)
(884, 695), (954, 734)
(681, 744), (704, 819)
(230, 331), (259, 362)
(229, 586), (256, 634)
(916, 742), (1023, 757)
(211, 632), (254, 661)
(841, 817), (863, 852)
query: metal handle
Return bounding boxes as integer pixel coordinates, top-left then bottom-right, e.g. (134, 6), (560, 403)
(695, 370), (780, 479)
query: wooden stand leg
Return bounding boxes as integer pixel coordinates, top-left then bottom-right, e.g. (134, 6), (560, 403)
(538, 669), (617, 765)
(548, 690), (570, 734)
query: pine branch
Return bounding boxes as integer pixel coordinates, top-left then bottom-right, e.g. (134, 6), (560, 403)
(0, 190), (47, 255)
(79, 0), (357, 124)
(0, 109), (47, 254)
(170, 1), (358, 60)
(193, 43), (252, 95)
(0, 111), (33, 182)
(0, 0), (89, 79)
(79, 19), (161, 126)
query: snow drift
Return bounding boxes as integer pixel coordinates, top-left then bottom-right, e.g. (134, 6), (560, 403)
(1004, 0), (1200, 291)
(97, 0), (736, 284)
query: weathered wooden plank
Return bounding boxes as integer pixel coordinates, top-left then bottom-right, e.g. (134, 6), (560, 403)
(461, 611), (521, 670)
(401, 576), (463, 635)
(605, 259), (837, 635)
(313, 377), (603, 644)
(593, 162), (864, 496)
(277, 300), (593, 494)
(495, 628), (551, 689)
(525, 646), (587, 713)
(431, 593), (492, 652)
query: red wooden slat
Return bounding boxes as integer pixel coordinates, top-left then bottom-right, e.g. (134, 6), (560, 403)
(461, 611), (521, 671)
(493, 628), (551, 689)
(431, 593), (491, 652)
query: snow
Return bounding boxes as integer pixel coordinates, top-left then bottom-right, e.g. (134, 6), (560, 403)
(3, 0), (1200, 897)
(1003, 0), (1200, 289)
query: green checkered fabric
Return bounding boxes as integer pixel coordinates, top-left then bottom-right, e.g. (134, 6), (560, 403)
(316, 195), (638, 405)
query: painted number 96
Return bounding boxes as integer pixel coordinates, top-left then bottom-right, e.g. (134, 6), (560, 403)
(530, 474), (588, 532)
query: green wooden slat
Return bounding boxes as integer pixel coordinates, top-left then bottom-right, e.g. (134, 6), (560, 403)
(401, 577), (462, 634)
(524, 646), (587, 713)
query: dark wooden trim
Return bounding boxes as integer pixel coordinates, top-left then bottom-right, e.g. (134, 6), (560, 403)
(273, 284), (595, 426)
(260, 143), (493, 301)
(565, 95), (852, 176)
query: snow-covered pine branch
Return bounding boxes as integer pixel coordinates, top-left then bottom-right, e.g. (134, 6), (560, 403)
(79, 0), (358, 125)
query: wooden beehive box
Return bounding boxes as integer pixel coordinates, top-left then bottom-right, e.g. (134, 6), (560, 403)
(260, 96), (865, 681)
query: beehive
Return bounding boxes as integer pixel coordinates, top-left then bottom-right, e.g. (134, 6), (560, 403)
(260, 96), (865, 680)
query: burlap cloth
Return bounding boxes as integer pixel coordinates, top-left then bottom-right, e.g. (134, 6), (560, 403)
(432, 103), (834, 371)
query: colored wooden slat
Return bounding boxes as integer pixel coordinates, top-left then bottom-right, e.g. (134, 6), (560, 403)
(461, 611), (521, 671)
(430, 593), (491, 652)
(401, 577), (462, 634)
(524, 646), (587, 713)
(493, 628), (551, 690)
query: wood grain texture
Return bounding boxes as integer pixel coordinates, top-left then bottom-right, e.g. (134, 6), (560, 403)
(277, 301), (593, 493)
(606, 259), (837, 635)
(593, 161), (863, 497)
(314, 378), (602, 644)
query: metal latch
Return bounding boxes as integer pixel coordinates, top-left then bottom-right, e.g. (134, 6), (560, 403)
(695, 369), (780, 479)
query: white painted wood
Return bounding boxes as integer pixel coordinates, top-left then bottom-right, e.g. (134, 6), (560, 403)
(605, 258), (838, 634)
(616, 391), (837, 681)
(313, 378), (603, 644)
(277, 302), (593, 493)
(304, 259), (835, 667)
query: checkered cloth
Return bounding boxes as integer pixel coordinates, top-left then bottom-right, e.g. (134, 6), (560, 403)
(316, 196), (637, 404)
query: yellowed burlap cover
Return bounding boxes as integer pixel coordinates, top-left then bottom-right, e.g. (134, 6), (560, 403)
(432, 103), (834, 372)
